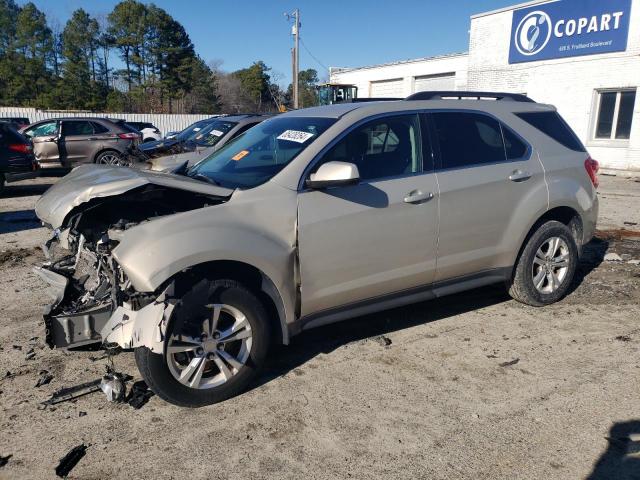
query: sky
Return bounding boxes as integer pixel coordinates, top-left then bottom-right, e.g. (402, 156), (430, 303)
(22, 0), (520, 86)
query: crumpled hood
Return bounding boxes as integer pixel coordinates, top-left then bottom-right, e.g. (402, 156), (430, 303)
(146, 147), (215, 172)
(35, 164), (234, 229)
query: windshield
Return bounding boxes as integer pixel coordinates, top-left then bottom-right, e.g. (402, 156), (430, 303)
(176, 120), (211, 142)
(189, 121), (237, 146)
(188, 116), (335, 189)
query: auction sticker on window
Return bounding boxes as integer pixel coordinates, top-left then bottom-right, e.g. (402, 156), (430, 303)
(210, 129), (224, 137)
(277, 130), (314, 143)
(232, 150), (249, 161)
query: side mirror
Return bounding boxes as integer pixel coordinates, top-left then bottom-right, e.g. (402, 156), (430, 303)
(306, 161), (360, 189)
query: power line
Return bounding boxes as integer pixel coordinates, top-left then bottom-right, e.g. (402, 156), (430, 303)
(299, 36), (329, 73)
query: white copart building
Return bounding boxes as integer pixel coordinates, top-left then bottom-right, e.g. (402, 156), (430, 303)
(330, 0), (640, 172)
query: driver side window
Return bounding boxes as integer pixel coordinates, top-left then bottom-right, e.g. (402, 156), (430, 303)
(316, 114), (422, 181)
(26, 121), (58, 138)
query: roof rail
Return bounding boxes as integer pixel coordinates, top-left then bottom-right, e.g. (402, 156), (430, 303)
(405, 91), (535, 103)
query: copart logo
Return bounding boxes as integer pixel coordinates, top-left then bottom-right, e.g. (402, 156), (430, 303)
(514, 10), (552, 55)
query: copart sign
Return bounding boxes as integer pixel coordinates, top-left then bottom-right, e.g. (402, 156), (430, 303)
(508, 0), (631, 64)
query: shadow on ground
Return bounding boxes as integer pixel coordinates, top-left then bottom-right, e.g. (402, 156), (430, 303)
(566, 236), (609, 296)
(0, 182), (53, 199)
(256, 284), (505, 390)
(588, 420), (640, 480)
(258, 236), (609, 387)
(0, 209), (42, 234)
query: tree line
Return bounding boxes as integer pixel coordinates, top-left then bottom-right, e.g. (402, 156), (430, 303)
(0, 0), (321, 114)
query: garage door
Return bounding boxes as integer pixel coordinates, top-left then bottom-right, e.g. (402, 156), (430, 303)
(370, 79), (403, 98)
(413, 72), (456, 92)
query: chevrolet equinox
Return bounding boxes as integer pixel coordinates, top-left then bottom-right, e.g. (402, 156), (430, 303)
(34, 91), (599, 407)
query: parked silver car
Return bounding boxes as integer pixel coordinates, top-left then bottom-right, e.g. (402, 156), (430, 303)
(34, 91), (598, 407)
(22, 117), (140, 169)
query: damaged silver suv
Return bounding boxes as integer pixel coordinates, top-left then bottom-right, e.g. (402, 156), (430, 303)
(35, 91), (599, 407)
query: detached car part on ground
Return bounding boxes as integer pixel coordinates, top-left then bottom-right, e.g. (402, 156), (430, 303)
(34, 93), (599, 407)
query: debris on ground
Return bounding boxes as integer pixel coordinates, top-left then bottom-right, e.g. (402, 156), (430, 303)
(499, 358), (520, 367)
(55, 444), (87, 478)
(41, 366), (132, 406)
(41, 379), (103, 406)
(78, 411), (87, 417)
(623, 221), (638, 226)
(100, 371), (128, 402)
(11, 345), (22, 351)
(88, 353), (109, 362)
(35, 370), (54, 387)
(374, 335), (392, 347)
(24, 348), (35, 360)
(604, 252), (623, 262)
(0, 454), (11, 467)
(126, 381), (154, 409)
(614, 335), (632, 342)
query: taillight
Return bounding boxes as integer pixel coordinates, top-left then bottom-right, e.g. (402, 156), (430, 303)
(8, 143), (31, 154)
(584, 157), (599, 189)
(118, 132), (140, 140)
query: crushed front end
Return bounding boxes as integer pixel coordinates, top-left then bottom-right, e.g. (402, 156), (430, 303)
(34, 176), (230, 350)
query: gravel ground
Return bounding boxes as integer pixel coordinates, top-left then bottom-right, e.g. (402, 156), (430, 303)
(0, 174), (639, 480)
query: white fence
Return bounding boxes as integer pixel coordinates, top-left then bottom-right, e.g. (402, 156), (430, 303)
(0, 107), (214, 136)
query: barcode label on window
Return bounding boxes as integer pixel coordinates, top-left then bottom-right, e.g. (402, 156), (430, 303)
(277, 130), (314, 143)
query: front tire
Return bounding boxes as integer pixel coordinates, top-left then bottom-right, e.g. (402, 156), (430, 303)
(135, 279), (270, 407)
(508, 220), (578, 306)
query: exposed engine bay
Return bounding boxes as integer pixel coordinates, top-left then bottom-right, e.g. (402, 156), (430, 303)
(37, 185), (226, 349)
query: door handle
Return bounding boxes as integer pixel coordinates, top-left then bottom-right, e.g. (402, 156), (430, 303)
(404, 190), (434, 204)
(508, 170), (531, 182)
(88, 137), (98, 141)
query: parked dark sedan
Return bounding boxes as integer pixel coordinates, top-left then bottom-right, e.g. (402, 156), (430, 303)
(0, 117), (30, 130)
(0, 122), (38, 194)
(138, 117), (221, 158)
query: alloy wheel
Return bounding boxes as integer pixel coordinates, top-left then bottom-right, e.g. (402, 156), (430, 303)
(532, 236), (570, 294)
(166, 303), (253, 389)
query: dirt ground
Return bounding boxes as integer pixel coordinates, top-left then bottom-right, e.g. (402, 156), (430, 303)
(0, 174), (639, 480)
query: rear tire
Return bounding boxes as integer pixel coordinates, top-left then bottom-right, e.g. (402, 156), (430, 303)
(508, 220), (578, 306)
(94, 150), (125, 166)
(135, 279), (270, 407)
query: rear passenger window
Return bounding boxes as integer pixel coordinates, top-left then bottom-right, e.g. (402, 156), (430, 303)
(318, 114), (422, 181)
(502, 127), (528, 159)
(432, 112), (505, 169)
(62, 121), (94, 136)
(91, 122), (109, 134)
(516, 111), (585, 152)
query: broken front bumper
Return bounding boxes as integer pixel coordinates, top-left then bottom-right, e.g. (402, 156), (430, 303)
(36, 266), (174, 352)
(35, 267), (112, 349)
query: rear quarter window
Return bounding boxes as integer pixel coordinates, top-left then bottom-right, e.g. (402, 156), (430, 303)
(516, 111), (585, 152)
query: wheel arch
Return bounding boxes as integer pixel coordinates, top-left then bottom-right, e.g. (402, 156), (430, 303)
(164, 260), (290, 346)
(510, 205), (583, 280)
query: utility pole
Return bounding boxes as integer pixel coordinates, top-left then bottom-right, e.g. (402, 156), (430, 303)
(286, 9), (300, 109)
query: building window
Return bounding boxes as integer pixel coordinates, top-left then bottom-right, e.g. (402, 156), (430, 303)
(594, 89), (636, 141)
